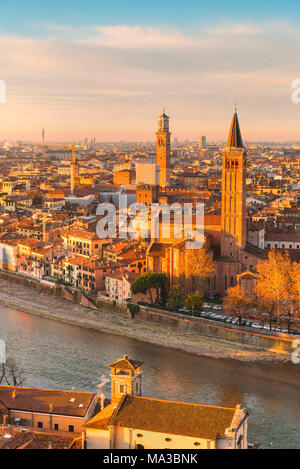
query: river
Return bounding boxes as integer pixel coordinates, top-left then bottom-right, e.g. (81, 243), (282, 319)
(0, 304), (299, 449)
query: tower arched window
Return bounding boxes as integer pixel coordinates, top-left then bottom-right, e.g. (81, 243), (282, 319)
(224, 276), (227, 290)
(230, 276), (234, 287)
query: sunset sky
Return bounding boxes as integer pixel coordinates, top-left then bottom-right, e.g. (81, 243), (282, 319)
(0, 0), (299, 142)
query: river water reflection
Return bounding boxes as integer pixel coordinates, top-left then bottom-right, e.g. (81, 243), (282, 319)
(0, 305), (299, 448)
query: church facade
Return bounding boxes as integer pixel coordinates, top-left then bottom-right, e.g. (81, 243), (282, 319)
(147, 109), (266, 296)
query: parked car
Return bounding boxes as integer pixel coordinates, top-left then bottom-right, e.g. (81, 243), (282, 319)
(263, 324), (275, 331)
(245, 321), (253, 327)
(291, 329), (300, 335)
(247, 314), (259, 320)
(210, 313), (218, 320)
(179, 307), (191, 313)
(231, 318), (239, 325)
(206, 312), (215, 318)
(226, 317), (233, 323)
(219, 315), (227, 322)
(252, 323), (263, 329)
(203, 303), (211, 309)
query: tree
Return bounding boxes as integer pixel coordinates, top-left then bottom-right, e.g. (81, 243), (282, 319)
(256, 250), (300, 327)
(257, 298), (276, 329)
(168, 285), (184, 311)
(185, 248), (215, 294)
(0, 358), (24, 386)
(127, 303), (140, 319)
(224, 285), (252, 325)
(185, 291), (204, 313)
(130, 272), (167, 305)
(281, 261), (300, 333)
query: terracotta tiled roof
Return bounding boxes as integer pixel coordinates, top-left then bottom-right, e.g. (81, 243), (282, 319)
(85, 404), (115, 430)
(0, 430), (77, 449)
(109, 395), (237, 440)
(265, 231), (300, 241)
(242, 242), (267, 259)
(109, 355), (143, 371)
(0, 386), (95, 417)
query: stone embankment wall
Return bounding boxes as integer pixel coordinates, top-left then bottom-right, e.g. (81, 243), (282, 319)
(136, 307), (296, 353)
(0, 269), (296, 354)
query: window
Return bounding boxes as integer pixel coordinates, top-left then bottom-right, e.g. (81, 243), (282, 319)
(224, 276), (227, 290)
(119, 384), (125, 393)
(137, 434), (143, 438)
(54, 423), (59, 431)
(165, 438), (172, 442)
(194, 442), (200, 446)
(37, 421), (43, 428)
(69, 425), (74, 432)
(230, 276), (234, 287)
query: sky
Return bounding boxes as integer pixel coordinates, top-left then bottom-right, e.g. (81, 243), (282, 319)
(0, 0), (300, 142)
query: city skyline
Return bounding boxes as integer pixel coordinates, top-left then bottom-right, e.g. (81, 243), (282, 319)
(0, 0), (300, 141)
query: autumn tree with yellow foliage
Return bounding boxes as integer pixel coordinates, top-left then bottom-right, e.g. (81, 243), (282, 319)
(256, 249), (300, 332)
(185, 247), (215, 295)
(223, 285), (253, 325)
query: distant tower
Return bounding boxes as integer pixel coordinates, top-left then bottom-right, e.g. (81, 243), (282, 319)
(70, 145), (79, 195)
(109, 355), (143, 407)
(221, 108), (247, 257)
(42, 127), (45, 144)
(199, 136), (206, 148)
(156, 111), (171, 187)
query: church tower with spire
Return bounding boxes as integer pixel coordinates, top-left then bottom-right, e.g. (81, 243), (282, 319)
(221, 108), (247, 258)
(156, 111), (171, 187)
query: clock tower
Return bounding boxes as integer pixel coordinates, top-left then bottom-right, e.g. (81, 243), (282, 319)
(156, 111), (170, 187)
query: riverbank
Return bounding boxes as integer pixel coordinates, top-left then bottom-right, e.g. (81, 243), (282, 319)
(0, 277), (292, 363)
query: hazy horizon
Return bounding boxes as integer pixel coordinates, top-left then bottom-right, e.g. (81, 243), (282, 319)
(0, 0), (300, 141)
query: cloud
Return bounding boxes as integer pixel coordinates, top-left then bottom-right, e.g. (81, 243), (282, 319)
(79, 25), (194, 49)
(0, 20), (300, 140)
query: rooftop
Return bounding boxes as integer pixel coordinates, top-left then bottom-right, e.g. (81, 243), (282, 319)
(109, 395), (239, 440)
(0, 385), (95, 417)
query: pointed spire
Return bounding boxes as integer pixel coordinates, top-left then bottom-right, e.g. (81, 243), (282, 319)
(227, 107), (243, 148)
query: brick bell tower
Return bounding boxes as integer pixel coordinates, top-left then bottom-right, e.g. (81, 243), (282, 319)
(109, 355), (143, 406)
(221, 108), (247, 258)
(156, 110), (171, 187)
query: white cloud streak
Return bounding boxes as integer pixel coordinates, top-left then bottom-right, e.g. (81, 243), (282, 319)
(0, 20), (299, 140)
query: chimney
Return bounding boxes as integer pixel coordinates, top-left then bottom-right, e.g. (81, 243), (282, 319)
(48, 441), (53, 450)
(123, 355), (128, 360)
(12, 389), (17, 399)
